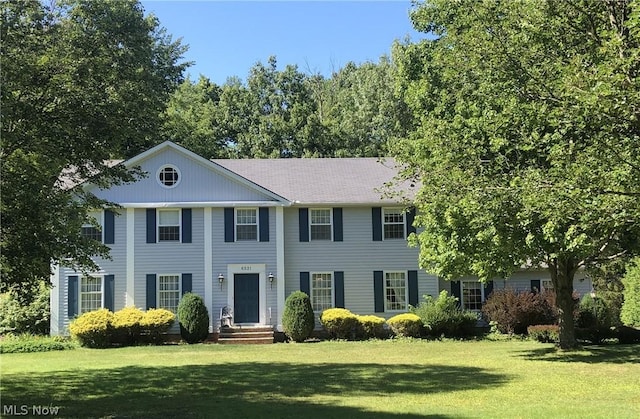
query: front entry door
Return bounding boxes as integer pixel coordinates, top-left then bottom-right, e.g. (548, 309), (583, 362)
(234, 273), (259, 323)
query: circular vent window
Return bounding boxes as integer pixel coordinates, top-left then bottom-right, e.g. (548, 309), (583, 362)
(157, 165), (180, 188)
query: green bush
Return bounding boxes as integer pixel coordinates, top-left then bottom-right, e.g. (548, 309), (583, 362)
(617, 325), (640, 344)
(112, 306), (145, 345)
(482, 288), (556, 335)
(0, 283), (50, 335)
(177, 293), (210, 344)
(0, 334), (76, 353)
(527, 325), (559, 343)
(387, 313), (423, 338)
(576, 294), (617, 344)
(282, 291), (315, 342)
(320, 308), (360, 340)
(140, 308), (175, 344)
(357, 315), (387, 339)
(412, 291), (478, 338)
(69, 309), (114, 348)
(621, 258), (640, 327)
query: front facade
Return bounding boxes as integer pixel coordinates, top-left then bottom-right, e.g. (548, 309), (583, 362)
(50, 142), (592, 335)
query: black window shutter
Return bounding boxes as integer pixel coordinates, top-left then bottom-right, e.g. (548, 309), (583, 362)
(224, 208), (234, 242)
(146, 274), (157, 309)
(182, 273), (192, 295)
(406, 207), (417, 237)
(300, 272), (310, 295)
(259, 207), (270, 242)
(484, 280), (494, 302)
(299, 208), (309, 242)
(373, 271), (384, 312)
(451, 281), (461, 308)
(372, 207), (382, 241)
(408, 270), (418, 306)
(334, 271), (345, 308)
(68, 276), (78, 318)
(146, 209), (156, 243)
(531, 279), (541, 293)
(333, 208), (343, 242)
(104, 210), (115, 244)
(104, 274), (115, 312)
(182, 209), (192, 243)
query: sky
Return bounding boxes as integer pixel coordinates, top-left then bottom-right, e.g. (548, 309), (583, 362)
(140, 1), (427, 85)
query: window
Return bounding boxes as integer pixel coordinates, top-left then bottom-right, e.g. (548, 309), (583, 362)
(462, 281), (483, 310)
(158, 209), (180, 241)
(81, 212), (102, 242)
(385, 271), (407, 311)
(158, 274), (180, 313)
(158, 165), (180, 188)
(542, 280), (553, 292)
(236, 209), (257, 241)
(80, 276), (102, 314)
(383, 208), (405, 239)
(311, 273), (333, 311)
(310, 209), (332, 240)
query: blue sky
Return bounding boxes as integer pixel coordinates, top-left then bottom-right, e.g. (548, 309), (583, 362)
(140, 1), (426, 84)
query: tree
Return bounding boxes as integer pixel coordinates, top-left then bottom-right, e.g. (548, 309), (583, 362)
(1, 0), (188, 296)
(393, 0), (640, 349)
(621, 258), (640, 327)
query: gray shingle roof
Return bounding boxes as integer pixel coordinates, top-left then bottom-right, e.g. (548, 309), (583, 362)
(212, 157), (416, 205)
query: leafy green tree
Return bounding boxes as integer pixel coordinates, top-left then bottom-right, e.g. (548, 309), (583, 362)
(393, 0), (640, 349)
(1, 0), (188, 296)
(621, 258), (640, 327)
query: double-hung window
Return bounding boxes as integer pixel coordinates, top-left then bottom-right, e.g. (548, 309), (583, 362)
(311, 272), (333, 311)
(81, 212), (102, 242)
(462, 281), (483, 310)
(236, 209), (258, 241)
(310, 209), (332, 240)
(383, 208), (405, 239)
(542, 279), (553, 292)
(385, 271), (407, 311)
(158, 274), (180, 313)
(158, 209), (180, 242)
(80, 276), (102, 314)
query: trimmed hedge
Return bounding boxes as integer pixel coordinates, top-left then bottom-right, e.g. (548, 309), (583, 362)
(140, 308), (176, 344)
(320, 308), (360, 340)
(177, 293), (210, 344)
(69, 308), (114, 348)
(282, 291), (315, 342)
(387, 313), (422, 338)
(112, 306), (144, 345)
(357, 315), (386, 339)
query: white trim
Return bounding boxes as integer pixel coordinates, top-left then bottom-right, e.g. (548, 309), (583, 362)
(226, 264), (267, 325)
(50, 265), (60, 335)
(81, 210), (104, 242)
(126, 208), (135, 306)
(309, 208), (333, 241)
(157, 208), (181, 242)
(235, 207), (258, 241)
(157, 273), (182, 313)
(204, 207), (213, 332)
(116, 201), (289, 208)
(310, 271), (334, 312)
(383, 270), (409, 312)
(382, 207), (406, 241)
(156, 164), (182, 189)
(79, 274), (105, 315)
(460, 279), (484, 311)
(276, 207), (285, 331)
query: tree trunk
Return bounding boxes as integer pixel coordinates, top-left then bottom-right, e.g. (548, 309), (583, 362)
(550, 257), (579, 350)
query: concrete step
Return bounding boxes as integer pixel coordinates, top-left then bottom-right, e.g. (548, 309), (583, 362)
(217, 325), (274, 344)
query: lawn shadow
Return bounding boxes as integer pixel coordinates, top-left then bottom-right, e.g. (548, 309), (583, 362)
(1, 362), (508, 418)
(514, 343), (640, 364)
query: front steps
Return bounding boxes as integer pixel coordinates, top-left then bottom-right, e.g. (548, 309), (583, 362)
(217, 325), (275, 344)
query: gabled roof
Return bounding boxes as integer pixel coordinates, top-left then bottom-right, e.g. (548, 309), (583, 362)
(212, 157), (416, 205)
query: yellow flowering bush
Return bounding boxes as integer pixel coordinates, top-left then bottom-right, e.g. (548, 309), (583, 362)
(140, 308), (175, 343)
(69, 308), (114, 348)
(387, 313), (423, 338)
(357, 315), (386, 339)
(112, 306), (145, 344)
(320, 308), (360, 340)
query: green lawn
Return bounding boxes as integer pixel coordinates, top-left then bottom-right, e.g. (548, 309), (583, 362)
(1, 340), (639, 418)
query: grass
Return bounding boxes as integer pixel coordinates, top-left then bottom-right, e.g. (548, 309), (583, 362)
(1, 340), (639, 418)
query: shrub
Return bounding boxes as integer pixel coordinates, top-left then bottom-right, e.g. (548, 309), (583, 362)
(320, 308), (360, 340)
(621, 258), (640, 327)
(140, 308), (175, 344)
(387, 313), (422, 338)
(482, 288), (556, 335)
(412, 291), (478, 338)
(527, 325), (559, 343)
(177, 293), (210, 344)
(282, 291), (315, 342)
(575, 294), (616, 344)
(0, 283), (50, 335)
(617, 325), (640, 344)
(357, 315), (386, 339)
(0, 334), (75, 353)
(69, 309), (114, 348)
(112, 307), (145, 345)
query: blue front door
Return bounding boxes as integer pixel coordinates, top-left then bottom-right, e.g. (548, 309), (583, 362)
(234, 273), (259, 323)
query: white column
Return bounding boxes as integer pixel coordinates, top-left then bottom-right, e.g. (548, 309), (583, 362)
(204, 207), (213, 332)
(276, 206), (285, 331)
(126, 208), (135, 306)
(49, 264), (60, 335)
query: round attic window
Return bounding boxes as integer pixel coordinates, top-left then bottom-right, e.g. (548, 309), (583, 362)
(157, 165), (180, 188)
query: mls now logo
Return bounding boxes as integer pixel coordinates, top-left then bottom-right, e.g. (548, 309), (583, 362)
(3, 405), (60, 416)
